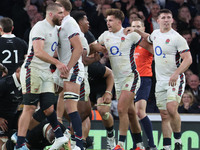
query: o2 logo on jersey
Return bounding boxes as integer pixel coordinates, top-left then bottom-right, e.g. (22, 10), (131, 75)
(110, 46), (122, 56)
(155, 46), (166, 58)
(51, 42), (58, 52)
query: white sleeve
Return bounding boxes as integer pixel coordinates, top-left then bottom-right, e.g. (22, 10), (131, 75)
(176, 35), (190, 53)
(130, 32), (141, 45)
(31, 23), (46, 40)
(98, 32), (105, 44)
(63, 19), (81, 39)
(147, 32), (154, 44)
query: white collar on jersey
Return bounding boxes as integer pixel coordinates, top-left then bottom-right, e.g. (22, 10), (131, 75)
(113, 27), (124, 36)
(63, 15), (70, 22)
(1, 34), (15, 38)
(12, 73), (21, 90)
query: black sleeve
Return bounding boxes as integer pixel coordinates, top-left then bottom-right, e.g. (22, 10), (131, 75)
(0, 78), (8, 97)
(84, 30), (96, 44)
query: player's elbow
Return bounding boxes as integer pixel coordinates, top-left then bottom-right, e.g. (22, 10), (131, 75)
(187, 54), (193, 65)
(189, 57), (192, 65)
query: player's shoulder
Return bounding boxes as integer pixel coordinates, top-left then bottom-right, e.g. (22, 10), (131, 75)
(31, 20), (46, 32)
(0, 75), (13, 87)
(63, 15), (79, 27)
(169, 29), (185, 41)
(13, 37), (28, 45)
(102, 30), (110, 36)
(151, 29), (160, 35)
(33, 20), (46, 28)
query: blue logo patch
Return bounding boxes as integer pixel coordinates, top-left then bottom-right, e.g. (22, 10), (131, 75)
(51, 42), (58, 51)
(78, 77), (82, 82)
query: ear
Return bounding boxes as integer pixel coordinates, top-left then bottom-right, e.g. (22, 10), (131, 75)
(79, 20), (83, 26)
(118, 19), (121, 25)
(12, 26), (14, 31)
(157, 18), (159, 24)
(49, 12), (53, 17)
(0, 27), (3, 33)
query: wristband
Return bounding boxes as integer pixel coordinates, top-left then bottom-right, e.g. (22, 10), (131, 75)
(105, 91), (112, 96)
(57, 117), (62, 120)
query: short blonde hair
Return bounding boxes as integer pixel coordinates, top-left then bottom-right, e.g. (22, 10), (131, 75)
(180, 90), (196, 106)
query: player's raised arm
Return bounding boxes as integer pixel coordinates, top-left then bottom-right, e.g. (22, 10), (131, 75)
(138, 40), (154, 55)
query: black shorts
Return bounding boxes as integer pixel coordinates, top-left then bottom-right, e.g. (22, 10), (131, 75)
(89, 90), (105, 104)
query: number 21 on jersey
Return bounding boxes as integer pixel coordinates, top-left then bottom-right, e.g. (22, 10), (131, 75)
(2, 50), (18, 63)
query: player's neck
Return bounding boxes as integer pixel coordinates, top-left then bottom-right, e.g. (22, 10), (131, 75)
(64, 11), (70, 17)
(112, 26), (122, 33)
(160, 27), (171, 33)
(46, 17), (55, 27)
(1, 32), (12, 36)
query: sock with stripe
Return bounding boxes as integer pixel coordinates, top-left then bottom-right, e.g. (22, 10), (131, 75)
(47, 110), (63, 138)
(16, 136), (26, 149)
(69, 111), (83, 150)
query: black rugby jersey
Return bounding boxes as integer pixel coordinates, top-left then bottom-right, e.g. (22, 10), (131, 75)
(0, 34), (27, 76)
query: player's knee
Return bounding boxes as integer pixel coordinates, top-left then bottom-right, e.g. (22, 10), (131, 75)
(64, 92), (79, 101)
(160, 110), (169, 120)
(136, 110), (146, 119)
(44, 105), (54, 116)
(101, 112), (110, 120)
(33, 109), (47, 122)
(40, 93), (56, 110)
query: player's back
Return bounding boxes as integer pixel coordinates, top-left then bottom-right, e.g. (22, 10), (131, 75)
(0, 35), (27, 75)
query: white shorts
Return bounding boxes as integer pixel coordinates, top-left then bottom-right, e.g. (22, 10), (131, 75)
(80, 78), (90, 101)
(53, 68), (84, 88)
(20, 67), (54, 94)
(115, 70), (141, 99)
(156, 77), (185, 110)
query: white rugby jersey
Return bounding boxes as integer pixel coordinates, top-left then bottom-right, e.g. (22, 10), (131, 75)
(57, 15), (84, 73)
(98, 27), (142, 78)
(148, 29), (190, 81)
(24, 19), (58, 70)
(80, 31), (90, 79)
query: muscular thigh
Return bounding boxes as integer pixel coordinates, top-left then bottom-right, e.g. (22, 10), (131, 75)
(156, 80), (183, 110)
(115, 73), (140, 99)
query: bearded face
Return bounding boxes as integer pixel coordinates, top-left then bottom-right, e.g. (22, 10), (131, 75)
(52, 15), (62, 26)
